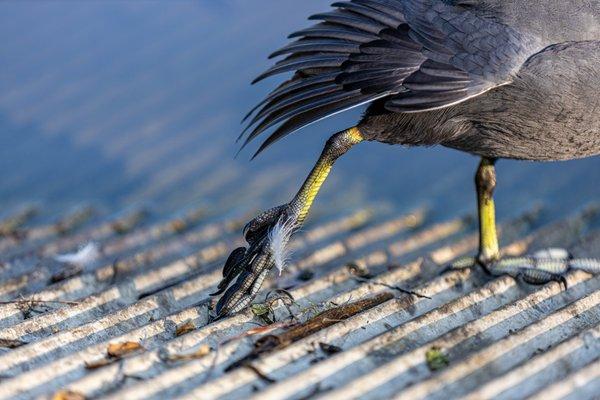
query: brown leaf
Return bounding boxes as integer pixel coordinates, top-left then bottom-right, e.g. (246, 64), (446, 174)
(107, 341), (143, 358)
(245, 322), (290, 336)
(84, 358), (114, 370)
(51, 265), (82, 283)
(52, 390), (86, 400)
(0, 338), (26, 349)
(319, 342), (342, 355)
(170, 219), (188, 234)
(220, 320), (295, 346)
(175, 320), (196, 337)
(166, 344), (210, 362)
(225, 293), (392, 372)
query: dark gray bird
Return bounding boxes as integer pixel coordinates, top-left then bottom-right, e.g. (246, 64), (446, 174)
(213, 0), (600, 317)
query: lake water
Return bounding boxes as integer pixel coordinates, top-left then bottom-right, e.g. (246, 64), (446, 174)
(1, 0), (598, 225)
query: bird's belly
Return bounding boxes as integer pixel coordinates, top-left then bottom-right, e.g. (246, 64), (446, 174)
(442, 125), (600, 162)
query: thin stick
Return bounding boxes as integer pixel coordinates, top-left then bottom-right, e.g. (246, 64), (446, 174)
(0, 299), (80, 306)
(352, 277), (431, 299)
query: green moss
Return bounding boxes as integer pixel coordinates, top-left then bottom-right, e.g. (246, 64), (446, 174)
(426, 346), (449, 371)
(251, 303), (271, 317)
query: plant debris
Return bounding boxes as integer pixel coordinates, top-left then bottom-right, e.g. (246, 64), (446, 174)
(244, 364), (277, 383)
(164, 344), (211, 362)
(351, 276), (431, 299)
(169, 207), (207, 234)
(250, 289), (296, 324)
(0, 299), (79, 306)
(251, 303), (271, 317)
(251, 303), (274, 324)
(54, 207), (95, 236)
(107, 341), (144, 358)
(175, 320), (196, 337)
(170, 219), (188, 234)
(297, 383), (333, 400)
(426, 346), (449, 371)
(346, 262), (373, 278)
(226, 292), (394, 371)
(0, 206), (37, 239)
(221, 320), (297, 346)
(50, 265), (83, 283)
(297, 270), (315, 281)
(84, 358), (113, 370)
(319, 342), (342, 355)
(2, 298), (79, 320)
(0, 338), (27, 349)
(86, 341), (145, 369)
(111, 210), (148, 235)
(52, 390), (86, 400)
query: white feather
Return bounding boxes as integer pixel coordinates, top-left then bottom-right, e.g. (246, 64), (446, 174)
(54, 242), (100, 266)
(268, 217), (296, 275)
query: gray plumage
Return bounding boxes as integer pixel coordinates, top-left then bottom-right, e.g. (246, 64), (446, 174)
(241, 0), (600, 161)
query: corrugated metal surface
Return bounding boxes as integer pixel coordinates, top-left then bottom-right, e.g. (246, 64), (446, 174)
(0, 203), (599, 400)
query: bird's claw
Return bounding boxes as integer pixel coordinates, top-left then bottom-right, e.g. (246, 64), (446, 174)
(444, 248), (580, 289)
(487, 248), (572, 290)
(212, 204), (299, 318)
(440, 256), (479, 275)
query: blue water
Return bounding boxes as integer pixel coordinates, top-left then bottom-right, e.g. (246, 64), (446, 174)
(1, 0), (598, 223)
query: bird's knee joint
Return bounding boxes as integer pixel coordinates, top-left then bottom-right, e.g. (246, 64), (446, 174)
(476, 160), (497, 198)
(326, 128), (364, 159)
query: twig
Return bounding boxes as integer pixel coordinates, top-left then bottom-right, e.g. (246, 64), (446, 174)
(297, 383), (333, 400)
(221, 320), (296, 346)
(225, 292), (394, 371)
(0, 299), (80, 306)
(201, 343), (220, 384)
(352, 277), (431, 299)
(244, 364), (277, 383)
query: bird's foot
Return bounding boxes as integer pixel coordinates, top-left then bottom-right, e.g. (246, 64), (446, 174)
(211, 204), (300, 318)
(445, 248), (600, 288)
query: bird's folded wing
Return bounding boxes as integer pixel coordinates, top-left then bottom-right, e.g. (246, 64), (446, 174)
(243, 0), (538, 156)
(385, 0), (537, 112)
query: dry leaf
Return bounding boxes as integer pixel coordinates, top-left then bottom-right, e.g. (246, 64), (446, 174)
(221, 320), (296, 345)
(245, 322), (288, 336)
(319, 342), (342, 355)
(0, 338), (26, 349)
(107, 341), (143, 358)
(170, 219), (188, 233)
(52, 390), (86, 400)
(175, 320), (196, 337)
(84, 358), (114, 370)
(166, 344), (210, 362)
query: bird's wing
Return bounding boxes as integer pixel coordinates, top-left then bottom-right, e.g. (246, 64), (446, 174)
(385, 0), (536, 112)
(243, 0), (537, 156)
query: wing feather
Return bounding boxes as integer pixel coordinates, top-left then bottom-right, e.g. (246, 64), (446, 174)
(252, 53), (347, 84)
(242, 0), (537, 155)
(269, 39), (360, 59)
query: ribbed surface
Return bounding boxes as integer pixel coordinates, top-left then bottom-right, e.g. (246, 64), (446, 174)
(0, 202), (598, 400)
(1, 2), (599, 399)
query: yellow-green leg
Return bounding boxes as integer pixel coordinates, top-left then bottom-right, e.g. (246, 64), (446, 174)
(447, 158), (600, 286)
(214, 127), (364, 317)
(476, 157), (500, 264)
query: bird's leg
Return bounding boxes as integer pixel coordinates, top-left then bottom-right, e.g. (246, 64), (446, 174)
(448, 158), (600, 287)
(476, 157), (500, 264)
(212, 127), (364, 317)
(446, 158), (501, 271)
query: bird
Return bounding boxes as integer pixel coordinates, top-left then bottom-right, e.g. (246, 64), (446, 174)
(212, 0), (600, 317)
